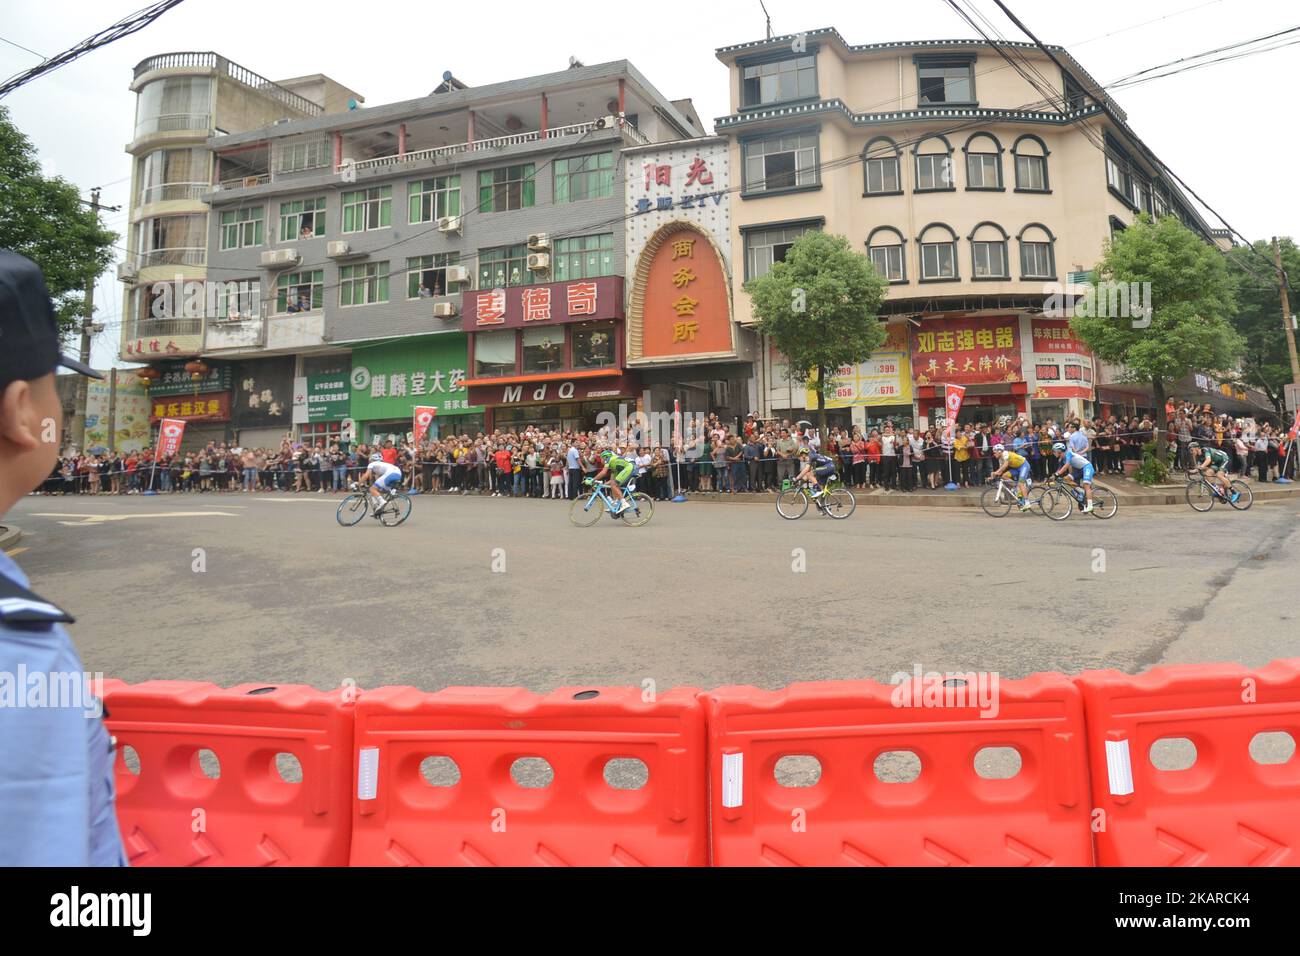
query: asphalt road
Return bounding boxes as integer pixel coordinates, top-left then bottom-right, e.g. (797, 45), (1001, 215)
(6, 490), (1299, 693)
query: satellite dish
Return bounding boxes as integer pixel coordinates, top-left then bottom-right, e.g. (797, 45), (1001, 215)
(442, 70), (453, 81)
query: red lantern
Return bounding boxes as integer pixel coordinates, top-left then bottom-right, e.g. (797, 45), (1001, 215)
(184, 360), (210, 396)
(135, 366), (160, 392)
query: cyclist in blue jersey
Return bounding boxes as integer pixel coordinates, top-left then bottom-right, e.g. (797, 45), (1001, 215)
(362, 452), (403, 517)
(1050, 442), (1094, 513)
(794, 446), (837, 497)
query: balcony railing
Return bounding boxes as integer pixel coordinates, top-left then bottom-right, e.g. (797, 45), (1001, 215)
(133, 52), (322, 117)
(127, 317), (205, 340)
(133, 113), (211, 138)
(216, 174), (271, 191)
(346, 119), (646, 173)
(139, 182), (210, 205)
(135, 248), (206, 268)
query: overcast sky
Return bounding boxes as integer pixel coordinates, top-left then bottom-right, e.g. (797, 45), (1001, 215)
(2, 0), (1295, 369)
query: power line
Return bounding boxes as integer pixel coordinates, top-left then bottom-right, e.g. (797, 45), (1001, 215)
(0, 34), (45, 59)
(1106, 25), (1300, 88)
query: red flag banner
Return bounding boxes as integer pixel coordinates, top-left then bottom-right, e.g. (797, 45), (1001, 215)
(412, 406), (437, 446)
(156, 418), (187, 458)
(943, 385), (966, 441)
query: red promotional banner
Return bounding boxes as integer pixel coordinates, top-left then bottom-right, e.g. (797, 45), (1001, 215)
(943, 385), (966, 441)
(911, 316), (1022, 386)
(461, 276), (624, 331)
(1029, 318), (1089, 355)
(156, 418), (187, 458)
(149, 391), (232, 423)
(412, 406), (437, 446)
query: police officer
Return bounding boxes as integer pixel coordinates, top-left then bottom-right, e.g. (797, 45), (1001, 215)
(0, 249), (127, 865)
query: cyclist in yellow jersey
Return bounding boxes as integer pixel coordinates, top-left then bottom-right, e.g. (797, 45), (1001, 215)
(988, 443), (1033, 511)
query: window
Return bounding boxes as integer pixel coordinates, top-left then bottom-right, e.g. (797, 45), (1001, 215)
(215, 279), (259, 319)
(339, 262), (390, 306)
(275, 137), (330, 174)
(915, 152), (953, 190)
(138, 147), (208, 204)
(918, 224), (958, 281)
(1131, 177), (1149, 213)
(219, 207), (263, 249)
(474, 330), (516, 378)
(917, 59), (974, 106)
(279, 197), (326, 241)
(572, 321), (616, 369)
(275, 270), (323, 313)
(478, 164), (535, 213)
(478, 244), (533, 289)
(1016, 154), (1046, 190)
(1153, 191), (1169, 218)
(744, 223), (815, 281)
(863, 138), (901, 195)
(406, 253), (460, 298)
(1064, 73), (1087, 111)
(741, 55), (817, 107)
(408, 176), (461, 223)
(964, 135), (1002, 189)
(1106, 155), (1125, 194)
(1021, 242), (1054, 279)
(522, 327), (564, 374)
(555, 152), (614, 203)
(134, 76), (211, 136)
(135, 213), (206, 266)
(553, 234), (613, 281)
(342, 186), (392, 233)
(742, 131), (819, 194)
(972, 241), (1008, 278)
(869, 245), (905, 282)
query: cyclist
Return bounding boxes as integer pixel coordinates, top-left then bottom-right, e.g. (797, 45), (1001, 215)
(1050, 441), (1095, 514)
(587, 448), (636, 513)
(1188, 439), (1235, 502)
(793, 446), (837, 497)
(988, 442), (1033, 511)
(362, 452), (403, 517)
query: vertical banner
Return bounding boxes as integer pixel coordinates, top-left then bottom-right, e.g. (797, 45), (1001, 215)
(412, 406), (437, 446)
(157, 418), (187, 458)
(943, 385), (966, 441)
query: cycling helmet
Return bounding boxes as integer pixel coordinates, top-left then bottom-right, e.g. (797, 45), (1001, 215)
(369, 452), (383, 462)
(599, 450), (614, 463)
(1052, 442), (1066, 453)
(992, 443), (1005, 453)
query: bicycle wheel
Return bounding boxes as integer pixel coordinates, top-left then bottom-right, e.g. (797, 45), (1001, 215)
(979, 485), (1012, 517)
(622, 492), (655, 526)
(821, 487), (856, 519)
(1088, 487), (1118, 519)
(1227, 480), (1253, 511)
(776, 489), (809, 519)
(1185, 480), (1214, 512)
(1040, 487), (1074, 521)
(1026, 485), (1054, 517)
(336, 494), (369, 526)
(379, 493), (412, 526)
(569, 494), (604, 527)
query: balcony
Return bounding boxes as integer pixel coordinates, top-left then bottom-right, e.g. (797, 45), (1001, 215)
(135, 247), (206, 269)
(133, 52), (322, 117)
(133, 112), (212, 138)
(139, 182), (210, 205)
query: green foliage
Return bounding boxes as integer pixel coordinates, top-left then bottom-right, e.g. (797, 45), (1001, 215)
(1133, 439), (1170, 486)
(747, 231), (888, 432)
(0, 105), (118, 340)
(1225, 238), (1298, 414)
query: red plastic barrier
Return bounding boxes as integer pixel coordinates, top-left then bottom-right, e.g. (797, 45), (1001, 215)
(97, 680), (354, 866)
(349, 686), (707, 866)
(705, 674), (1094, 865)
(1077, 659), (1300, 866)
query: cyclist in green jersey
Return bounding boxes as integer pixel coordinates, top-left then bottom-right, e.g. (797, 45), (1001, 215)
(588, 448), (636, 513)
(1188, 440), (1235, 501)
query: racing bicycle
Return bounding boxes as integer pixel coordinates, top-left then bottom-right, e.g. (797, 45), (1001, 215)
(337, 482), (412, 526)
(776, 477), (856, 520)
(570, 477), (654, 527)
(980, 475), (1042, 517)
(1036, 475), (1119, 521)
(1185, 471), (1253, 512)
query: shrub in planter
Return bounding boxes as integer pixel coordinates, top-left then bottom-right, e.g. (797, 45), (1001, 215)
(1134, 440), (1170, 486)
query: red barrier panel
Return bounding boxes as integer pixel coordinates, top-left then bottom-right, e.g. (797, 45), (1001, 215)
(1077, 659), (1300, 866)
(705, 674), (1094, 865)
(349, 686), (707, 866)
(97, 680), (354, 866)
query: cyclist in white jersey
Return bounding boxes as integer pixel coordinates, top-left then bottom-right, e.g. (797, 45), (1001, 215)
(362, 452), (403, 515)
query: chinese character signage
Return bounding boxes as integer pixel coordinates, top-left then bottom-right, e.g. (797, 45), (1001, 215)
(1030, 317), (1094, 399)
(233, 356), (294, 428)
(293, 374), (352, 424)
(144, 360), (232, 398)
(461, 276), (623, 331)
(349, 333), (482, 420)
(807, 325), (913, 408)
(634, 226), (733, 361)
(156, 418), (187, 458)
(149, 392), (232, 423)
(84, 371), (151, 453)
(910, 316), (1022, 386)
(123, 334), (204, 359)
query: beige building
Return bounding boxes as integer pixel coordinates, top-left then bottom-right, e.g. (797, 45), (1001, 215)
(117, 53), (360, 363)
(715, 28), (1219, 429)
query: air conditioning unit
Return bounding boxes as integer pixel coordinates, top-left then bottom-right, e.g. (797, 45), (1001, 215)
(327, 241), (351, 258)
(432, 302), (457, 318)
(593, 114), (619, 130)
(437, 215), (463, 234)
(527, 252), (550, 272)
(445, 265), (469, 285)
(116, 261), (138, 282)
(527, 233), (550, 251)
(261, 248), (299, 268)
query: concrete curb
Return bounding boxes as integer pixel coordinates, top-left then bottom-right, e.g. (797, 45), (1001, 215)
(0, 525), (23, 551)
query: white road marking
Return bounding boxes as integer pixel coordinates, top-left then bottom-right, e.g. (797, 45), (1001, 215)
(33, 512), (239, 526)
(252, 497), (340, 503)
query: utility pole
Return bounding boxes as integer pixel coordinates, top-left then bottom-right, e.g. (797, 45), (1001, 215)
(69, 187), (119, 453)
(1274, 237), (1300, 385)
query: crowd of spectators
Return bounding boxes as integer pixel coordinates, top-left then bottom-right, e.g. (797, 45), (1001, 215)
(35, 402), (1296, 497)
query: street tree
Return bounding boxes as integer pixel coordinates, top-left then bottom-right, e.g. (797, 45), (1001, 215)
(748, 230), (888, 441)
(1225, 238), (1298, 415)
(1072, 214), (1240, 459)
(0, 105), (118, 339)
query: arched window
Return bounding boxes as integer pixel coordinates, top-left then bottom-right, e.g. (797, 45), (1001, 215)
(963, 133), (1003, 190)
(866, 226), (907, 282)
(1011, 134), (1050, 192)
(917, 222), (958, 281)
(913, 135), (954, 192)
(1017, 223), (1057, 280)
(968, 221), (1009, 279)
(862, 137), (902, 195)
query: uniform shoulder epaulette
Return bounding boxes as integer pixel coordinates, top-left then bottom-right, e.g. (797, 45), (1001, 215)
(0, 573), (76, 625)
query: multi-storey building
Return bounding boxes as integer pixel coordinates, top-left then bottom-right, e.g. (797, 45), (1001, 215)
(714, 28), (1227, 430)
(198, 61), (699, 446)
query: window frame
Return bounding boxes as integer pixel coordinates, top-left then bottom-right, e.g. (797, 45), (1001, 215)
(915, 54), (977, 108)
(406, 252), (460, 299)
(914, 135), (956, 193)
(740, 129), (821, 197)
(917, 222), (960, 283)
(278, 196), (326, 242)
(554, 152), (615, 203)
(274, 269), (324, 314)
(963, 133), (1003, 191)
(477, 244), (534, 289)
(341, 186), (392, 234)
(407, 175), (461, 224)
(866, 226), (908, 284)
(862, 136), (903, 197)
(739, 52), (819, 109)
(1011, 135), (1051, 193)
(552, 233), (614, 281)
(741, 219), (821, 282)
(477, 163), (536, 213)
(219, 206), (264, 250)
(338, 261), (390, 307)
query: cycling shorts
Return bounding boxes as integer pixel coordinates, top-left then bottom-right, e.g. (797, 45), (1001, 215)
(376, 471), (402, 491)
(813, 464), (836, 481)
(1014, 462), (1031, 483)
(610, 466), (634, 486)
(1072, 463), (1094, 484)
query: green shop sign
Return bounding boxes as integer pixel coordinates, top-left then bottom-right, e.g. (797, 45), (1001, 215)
(294, 374), (351, 422)
(149, 360), (232, 397)
(348, 334), (482, 420)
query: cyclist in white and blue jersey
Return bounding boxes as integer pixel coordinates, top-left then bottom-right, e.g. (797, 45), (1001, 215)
(1050, 442), (1094, 513)
(363, 452), (403, 516)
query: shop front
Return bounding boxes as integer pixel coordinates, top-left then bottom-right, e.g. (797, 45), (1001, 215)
(292, 372), (352, 447)
(911, 314), (1027, 426)
(1027, 317), (1096, 422)
(802, 323), (915, 431)
(348, 333), (483, 443)
(145, 359), (235, 449)
(231, 356), (295, 449)
(462, 276), (629, 432)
